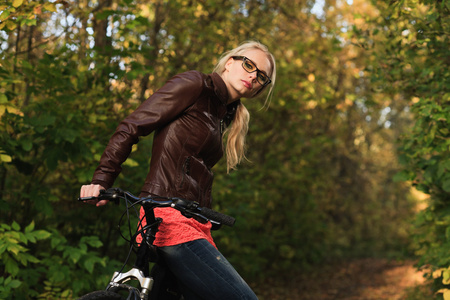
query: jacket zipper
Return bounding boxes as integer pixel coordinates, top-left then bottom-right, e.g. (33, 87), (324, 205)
(179, 156), (191, 188)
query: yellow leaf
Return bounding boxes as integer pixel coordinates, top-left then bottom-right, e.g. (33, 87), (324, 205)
(0, 153), (12, 163)
(3, 106), (23, 116)
(306, 100), (317, 110)
(439, 289), (450, 300)
(295, 58), (303, 67)
(0, 93), (7, 104)
(445, 290), (450, 300)
(12, 0), (23, 8)
(433, 269), (443, 278)
(6, 20), (17, 30)
(43, 3), (57, 12)
(444, 269), (450, 285)
(123, 158), (138, 167)
(308, 73), (315, 82)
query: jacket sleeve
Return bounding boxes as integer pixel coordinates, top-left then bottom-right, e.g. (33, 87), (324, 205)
(91, 71), (205, 189)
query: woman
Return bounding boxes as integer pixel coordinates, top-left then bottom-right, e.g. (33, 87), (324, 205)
(80, 41), (276, 300)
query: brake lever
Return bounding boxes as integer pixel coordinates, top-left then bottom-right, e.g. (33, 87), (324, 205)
(174, 200), (219, 226)
(171, 198), (204, 221)
(103, 188), (124, 205)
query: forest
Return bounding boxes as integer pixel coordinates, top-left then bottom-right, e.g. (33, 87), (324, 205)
(0, 0), (448, 299)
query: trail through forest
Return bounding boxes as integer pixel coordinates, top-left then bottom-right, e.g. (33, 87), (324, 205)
(253, 259), (430, 300)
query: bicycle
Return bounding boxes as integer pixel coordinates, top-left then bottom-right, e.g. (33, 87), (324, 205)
(76, 187), (235, 300)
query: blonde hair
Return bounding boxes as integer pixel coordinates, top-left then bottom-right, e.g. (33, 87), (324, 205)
(213, 41), (276, 172)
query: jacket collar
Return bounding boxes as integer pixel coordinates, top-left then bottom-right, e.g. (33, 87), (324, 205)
(210, 72), (233, 105)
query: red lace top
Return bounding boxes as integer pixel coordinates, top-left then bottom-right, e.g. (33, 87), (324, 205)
(136, 206), (216, 248)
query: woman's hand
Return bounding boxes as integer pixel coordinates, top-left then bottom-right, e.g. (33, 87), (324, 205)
(80, 184), (108, 207)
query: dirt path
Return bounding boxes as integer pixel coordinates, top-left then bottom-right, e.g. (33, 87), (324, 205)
(253, 258), (430, 300)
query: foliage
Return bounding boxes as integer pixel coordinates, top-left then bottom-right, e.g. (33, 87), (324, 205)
(0, 221), (112, 299)
(0, 0), (428, 297)
(0, 221), (46, 298)
(434, 267), (450, 300)
(356, 0), (449, 297)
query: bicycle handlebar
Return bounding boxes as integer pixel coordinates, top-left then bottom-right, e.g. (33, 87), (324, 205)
(78, 188), (235, 227)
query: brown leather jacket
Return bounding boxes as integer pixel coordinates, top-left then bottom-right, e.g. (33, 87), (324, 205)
(91, 71), (239, 208)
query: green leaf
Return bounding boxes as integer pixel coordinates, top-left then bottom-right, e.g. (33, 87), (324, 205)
(61, 290), (71, 297)
(21, 252), (40, 264)
(25, 232), (36, 243)
(24, 221), (35, 234)
(17, 232), (27, 244)
(8, 279), (21, 289)
(0, 9), (10, 22)
(59, 128), (78, 143)
(29, 114), (56, 129)
(32, 230), (51, 240)
(5, 259), (19, 276)
(438, 163), (447, 178)
(83, 257), (95, 273)
(69, 250), (82, 264)
(0, 243), (6, 255)
(393, 170), (414, 182)
(1, 224), (11, 230)
(50, 269), (66, 283)
(84, 237), (103, 248)
(24, 18), (37, 26)
(443, 179), (450, 193)
(6, 242), (26, 256)
(96, 9), (115, 20)
(11, 221), (20, 231)
(20, 138), (33, 152)
(50, 234), (65, 249)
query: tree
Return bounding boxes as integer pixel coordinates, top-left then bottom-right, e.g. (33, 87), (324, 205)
(0, 0), (420, 297)
(357, 0), (449, 297)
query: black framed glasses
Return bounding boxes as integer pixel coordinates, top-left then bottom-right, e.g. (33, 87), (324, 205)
(232, 56), (272, 86)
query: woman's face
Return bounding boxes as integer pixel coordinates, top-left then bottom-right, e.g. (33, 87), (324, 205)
(222, 49), (271, 102)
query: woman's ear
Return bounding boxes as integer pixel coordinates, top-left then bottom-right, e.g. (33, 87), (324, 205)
(224, 57), (234, 72)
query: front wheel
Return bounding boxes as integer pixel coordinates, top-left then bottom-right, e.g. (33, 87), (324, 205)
(77, 290), (126, 300)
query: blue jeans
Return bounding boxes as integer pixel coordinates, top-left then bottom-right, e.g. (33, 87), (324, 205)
(158, 239), (258, 300)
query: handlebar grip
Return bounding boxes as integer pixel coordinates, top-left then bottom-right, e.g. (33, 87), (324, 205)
(78, 196), (98, 201)
(198, 207), (235, 227)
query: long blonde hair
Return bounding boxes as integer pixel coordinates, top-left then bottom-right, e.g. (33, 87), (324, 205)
(213, 41), (276, 172)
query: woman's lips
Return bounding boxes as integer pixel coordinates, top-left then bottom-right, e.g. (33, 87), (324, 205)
(242, 80), (252, 89)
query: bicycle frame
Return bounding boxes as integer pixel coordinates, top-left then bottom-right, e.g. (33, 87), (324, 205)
(104, 200), (164, 299)
(77, 188), (235, 300)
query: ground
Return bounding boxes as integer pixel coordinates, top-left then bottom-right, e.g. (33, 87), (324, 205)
(252, 258), (432, 300)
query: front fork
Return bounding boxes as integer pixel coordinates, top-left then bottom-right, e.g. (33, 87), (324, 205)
(106, 268), (154, 299)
